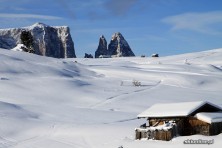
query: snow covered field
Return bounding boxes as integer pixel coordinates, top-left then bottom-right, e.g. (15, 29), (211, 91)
(0, 48), (222, 148)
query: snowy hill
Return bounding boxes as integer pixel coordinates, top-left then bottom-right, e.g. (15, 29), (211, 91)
(0, 48), (222, 148)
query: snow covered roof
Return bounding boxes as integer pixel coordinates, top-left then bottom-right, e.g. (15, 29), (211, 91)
(195, 112), (222, 123)
(137, 101), (222, 118)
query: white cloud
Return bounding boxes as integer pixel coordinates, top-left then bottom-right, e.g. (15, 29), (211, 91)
(162, 11), (222, 34)
(0, 13), (62, 20)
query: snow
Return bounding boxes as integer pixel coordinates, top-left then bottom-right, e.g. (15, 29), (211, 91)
(11, 44), (26, 51)
(195, 112), (222, 123)
(137, 101), (222, 118)
(136, 120), (176, 131)
(28, 22), (52, 29)
(0, 48), (222, 147)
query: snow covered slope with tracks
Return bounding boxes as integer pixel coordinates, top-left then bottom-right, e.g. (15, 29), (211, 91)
(0, 48), (222, 148)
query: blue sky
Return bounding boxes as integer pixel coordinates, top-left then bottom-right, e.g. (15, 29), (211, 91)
(0, 0), (222, 57)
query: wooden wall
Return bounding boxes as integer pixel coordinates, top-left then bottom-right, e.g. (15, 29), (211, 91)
(135, 127), (175, 141)
(210, 122), (222, 135)
(136, 117), (222, 141)
(187, 117), (210, 135)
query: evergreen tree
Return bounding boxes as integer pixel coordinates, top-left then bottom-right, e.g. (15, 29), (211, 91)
(20, 30), (34, 53)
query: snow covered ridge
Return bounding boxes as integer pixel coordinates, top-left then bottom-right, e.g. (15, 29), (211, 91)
(0, 22), (76, 58)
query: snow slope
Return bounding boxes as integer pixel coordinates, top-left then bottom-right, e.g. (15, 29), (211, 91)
(0, 48), (222, 148)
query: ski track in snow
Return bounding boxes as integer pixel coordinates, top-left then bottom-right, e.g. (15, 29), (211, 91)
(0, 136), (17, 148)
(103, 118), (138, 124)
(90, 81), (161, 109)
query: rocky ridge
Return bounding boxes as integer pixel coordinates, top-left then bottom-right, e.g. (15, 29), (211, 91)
(95, 32), (135, 58)
(95, 35), (108, 58)
(108, 32), (135, 57)
(0, 23), (76, 58)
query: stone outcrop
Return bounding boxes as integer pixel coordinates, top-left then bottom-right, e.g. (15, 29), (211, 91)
(0, 22), (76, 58)
(95, 35), (108, 58)
(95, 32), (135, 58)
(84, 53), (93, 58)
(108, 32), (135, 57)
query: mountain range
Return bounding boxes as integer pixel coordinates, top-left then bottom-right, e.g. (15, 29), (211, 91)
(0, 23), (135, 58)
(95, 32), (135, 58)
(0, 23), (76, 58)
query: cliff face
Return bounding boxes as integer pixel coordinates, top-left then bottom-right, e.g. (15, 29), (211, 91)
(108, 32), (135, 57)
(95, 35), (108, 58)
(95, 32), (135, 58)
(0, 23), (76, 58)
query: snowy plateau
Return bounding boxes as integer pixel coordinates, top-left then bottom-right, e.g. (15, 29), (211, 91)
(0, 48), (222, 148)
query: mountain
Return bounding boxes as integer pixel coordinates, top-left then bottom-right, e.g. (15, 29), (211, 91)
(108, 32), (135, 57)
(0, 22), (76, 58)
(95, 32), (135, 58)
(95, 35), (108, 58)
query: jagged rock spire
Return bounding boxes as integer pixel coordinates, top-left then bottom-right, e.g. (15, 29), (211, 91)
(95, 35), (108, 58)
(108, 32), (135, 57)
(95, 33), (135, 58)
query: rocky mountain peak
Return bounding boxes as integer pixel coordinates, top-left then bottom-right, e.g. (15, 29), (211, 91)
(95, 35), (108, 58)
(32, 22), (49, 27)
(108, 32), (135, 57)
(111, 32), (124, 41)
(95, 33), (135, 58)
(100, 35), (105, 38)
(99, 35), (107, 46)
(0, 23), (76, 58)
(28, 22), (51, 31)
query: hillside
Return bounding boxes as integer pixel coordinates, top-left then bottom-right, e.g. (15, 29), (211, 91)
(0, 48), (222, 148)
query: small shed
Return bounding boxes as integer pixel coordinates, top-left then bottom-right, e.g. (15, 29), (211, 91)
(135, 101), (222, 141)
(151, 53), (159, 57)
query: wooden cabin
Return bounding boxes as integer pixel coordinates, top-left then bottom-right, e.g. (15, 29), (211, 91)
(135, 101), (222, 141)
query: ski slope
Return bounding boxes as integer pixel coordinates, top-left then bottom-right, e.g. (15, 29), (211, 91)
(0, 48), (222, 148)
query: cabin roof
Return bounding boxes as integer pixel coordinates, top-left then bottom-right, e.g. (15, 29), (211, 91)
(137, 101), (222, 118)
(195, 112), (222, 123)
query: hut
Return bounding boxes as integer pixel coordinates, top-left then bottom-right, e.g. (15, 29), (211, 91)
(135, 101), (222, 141)
(151, 53), (159, 57)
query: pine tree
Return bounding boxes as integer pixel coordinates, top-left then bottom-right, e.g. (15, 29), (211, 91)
(20, 30), (34, 53)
